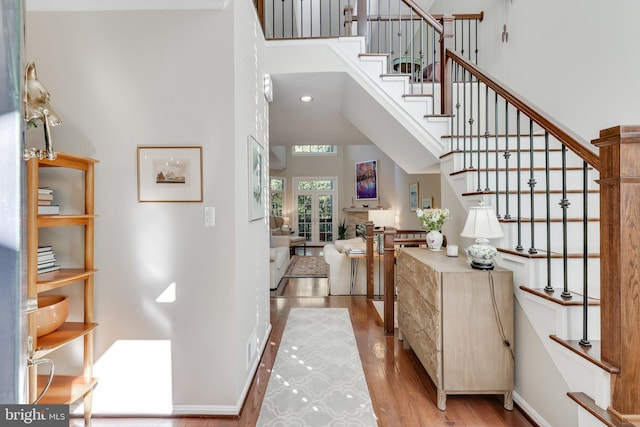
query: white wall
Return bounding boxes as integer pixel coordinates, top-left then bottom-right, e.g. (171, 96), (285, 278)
(26, 2), (269, 415)
(431, 0), (640, 140)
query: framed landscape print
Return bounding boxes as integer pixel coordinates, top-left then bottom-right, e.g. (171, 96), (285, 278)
(355, 160), (378, 200)
(409, 182), (419, 211)
(137, 146), (203, 202)
(422, 197), (433, 209)
(249, 135), (265, 221)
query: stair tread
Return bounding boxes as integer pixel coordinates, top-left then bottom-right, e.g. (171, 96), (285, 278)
(442, 133), (546, 139)
(499, 217), (600, 223)
(402, 93), (433, 98)
(441, 148), (569, 160)
(449, 166), (590, 175)
(549, 336), (620, 374)
(520, 286), (600, 306)
(380, 73), (412, 78)
(359, 52), (390, 58)
(462, 189), (599, 196)
(567, 392), (632, 427)
(425, 113), (454, 118)
(499, 248), (600, 259)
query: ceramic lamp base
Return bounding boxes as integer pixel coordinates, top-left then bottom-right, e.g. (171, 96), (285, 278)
(465, 238), (498, 270)
(469, 260), (495, 270)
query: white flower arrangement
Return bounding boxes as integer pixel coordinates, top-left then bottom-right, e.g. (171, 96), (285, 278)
(416, 207), (450, 231)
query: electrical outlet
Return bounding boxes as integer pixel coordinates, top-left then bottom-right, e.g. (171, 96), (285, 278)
(247, 328), (257, 369)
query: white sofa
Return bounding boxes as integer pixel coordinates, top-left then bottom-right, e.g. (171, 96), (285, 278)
(323, 238), (380, 295)
(270, 235), (291, 290)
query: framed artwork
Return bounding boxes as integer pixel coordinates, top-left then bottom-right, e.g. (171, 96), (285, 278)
(422, 197), (433, 209)
(249, 135), (265, 221)
(355, 160), (378, 200)
(137, 146), (203, 202)
(409, 183), (419, 211)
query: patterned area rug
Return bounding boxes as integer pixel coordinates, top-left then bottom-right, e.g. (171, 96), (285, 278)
(282, 255), (329, 278)
(257, 308), (378, 426)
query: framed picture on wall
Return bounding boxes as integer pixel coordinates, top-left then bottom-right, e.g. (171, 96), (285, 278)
(137, 146), (203, 202)
(421, 197), (433, 209)
(409, 182), (419, 211)
(355, 160), (378, 200)
(249, 135), (265, 221)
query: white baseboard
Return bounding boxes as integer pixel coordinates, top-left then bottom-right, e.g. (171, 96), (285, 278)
(513, 391), (553, 427)
(173, 323), (273, 416)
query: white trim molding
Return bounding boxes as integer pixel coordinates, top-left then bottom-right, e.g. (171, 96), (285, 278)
(172, 323), (273, 416)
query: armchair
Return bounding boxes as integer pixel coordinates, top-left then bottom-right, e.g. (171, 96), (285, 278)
(323, 238), (380, 295)
(270, 216), (306, 255)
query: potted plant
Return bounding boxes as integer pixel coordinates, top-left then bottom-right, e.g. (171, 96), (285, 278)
(338, 219), (347, 240)
(416, 207), (450, 251)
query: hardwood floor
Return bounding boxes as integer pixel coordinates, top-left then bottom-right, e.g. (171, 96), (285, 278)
(73, 251), (534, 427)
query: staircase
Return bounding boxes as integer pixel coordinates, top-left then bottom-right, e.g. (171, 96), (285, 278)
(263, 3), (639, 422)
(325, 36), (631, 427)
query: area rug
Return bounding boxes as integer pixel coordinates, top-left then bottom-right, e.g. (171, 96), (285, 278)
(282, 255), (329, 278)
(256, 308), (378, 426)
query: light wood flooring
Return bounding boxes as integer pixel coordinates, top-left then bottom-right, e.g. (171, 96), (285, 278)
(72, 249), (534, 427)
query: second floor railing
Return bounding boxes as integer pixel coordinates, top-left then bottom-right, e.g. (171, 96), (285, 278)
(261, 0), (482, 98)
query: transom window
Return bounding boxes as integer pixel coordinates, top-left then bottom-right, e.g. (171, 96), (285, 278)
(296, 179), (334, 191)
(270, 177), (285, 217)
(292, 145), (337, 155)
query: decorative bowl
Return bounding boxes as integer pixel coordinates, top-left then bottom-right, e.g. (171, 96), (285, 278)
(36, 295), (69, 337)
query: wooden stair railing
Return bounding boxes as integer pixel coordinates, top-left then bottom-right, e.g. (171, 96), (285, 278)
(443, 49), (598, 169)
(364, 223), (427, 334)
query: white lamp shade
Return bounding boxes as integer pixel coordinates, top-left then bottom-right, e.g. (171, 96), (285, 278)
(368, 209), (395, 228)
(460, 206), (504, 239)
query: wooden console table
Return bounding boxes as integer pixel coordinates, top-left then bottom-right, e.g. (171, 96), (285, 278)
(396, 248), (514, 411)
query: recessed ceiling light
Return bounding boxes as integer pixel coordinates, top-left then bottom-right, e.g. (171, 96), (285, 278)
(300, 95), (313, 103)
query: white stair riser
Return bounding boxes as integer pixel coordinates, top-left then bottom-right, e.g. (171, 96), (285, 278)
(515, 256), (601, 300)
(487, 192), (600, 221)
(500, 220), (600, 254)
(450, 148), (586, 170)
(359, 54), (388, 71)
(463, 169), (599, 193)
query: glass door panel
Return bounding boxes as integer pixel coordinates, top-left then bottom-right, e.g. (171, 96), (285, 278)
(293, 177), (338, 247)
(317, 194), (334, 244)
(297, 194), (313, 244)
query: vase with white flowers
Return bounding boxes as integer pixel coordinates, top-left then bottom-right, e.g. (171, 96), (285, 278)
(416, 207), (450, 250)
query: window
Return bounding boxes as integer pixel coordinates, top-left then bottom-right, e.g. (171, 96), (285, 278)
(296, 179), (334, 191)
(270, 177), (285, 217)
(292, 145), (337, 155)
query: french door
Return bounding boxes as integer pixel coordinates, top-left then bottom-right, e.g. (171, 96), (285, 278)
(293, 177), (337, 247)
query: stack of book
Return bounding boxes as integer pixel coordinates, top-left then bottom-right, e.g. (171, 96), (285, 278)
(347, 247), (366, 255)
(38, 188), (60, 215)
(37, 246), (61, 274)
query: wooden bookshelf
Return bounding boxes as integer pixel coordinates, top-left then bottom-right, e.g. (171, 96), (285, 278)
(27, 152), (98, 425)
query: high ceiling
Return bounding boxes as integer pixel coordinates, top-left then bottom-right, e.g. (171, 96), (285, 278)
(269, 73), (371, 147)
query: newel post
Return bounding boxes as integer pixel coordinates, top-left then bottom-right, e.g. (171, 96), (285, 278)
(592, 125), (640, 420)
(383, 227), (396, 335)
(439, 14), (454, 116)
(365, 221), (374, 299)
(357, 0), (367, 38)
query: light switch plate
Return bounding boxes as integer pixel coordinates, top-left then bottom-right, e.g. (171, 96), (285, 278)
(204, 207), (215, 227)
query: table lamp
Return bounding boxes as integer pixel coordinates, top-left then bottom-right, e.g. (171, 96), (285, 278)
(460, 204), (504, 270)
(368, 209), (395, 229)
(368, 209), (395, 253)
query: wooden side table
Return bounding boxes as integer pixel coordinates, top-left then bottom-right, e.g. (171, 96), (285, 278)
(396, 248), (514, 411)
